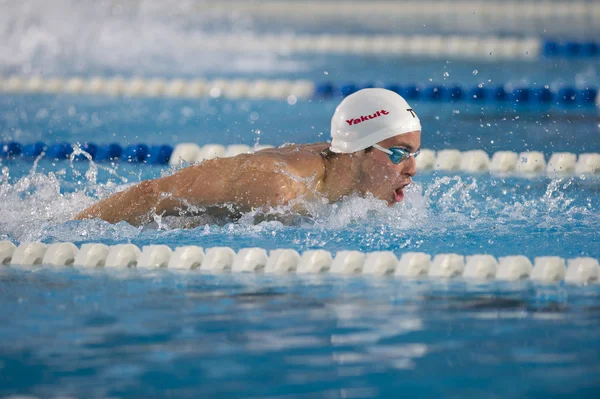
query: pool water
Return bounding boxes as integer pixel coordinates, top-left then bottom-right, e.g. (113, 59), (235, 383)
(1, 1), (600, 398)
(2, 269), (600, 399)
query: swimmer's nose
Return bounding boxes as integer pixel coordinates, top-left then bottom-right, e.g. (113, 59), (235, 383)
(403, 155), (417, 177)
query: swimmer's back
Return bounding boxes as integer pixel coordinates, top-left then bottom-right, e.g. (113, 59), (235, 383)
(74, 142), (330, 225)
(250, 142), (329, 182)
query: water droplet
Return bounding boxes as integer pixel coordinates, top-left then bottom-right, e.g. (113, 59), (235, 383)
(478, 83), (484, 88)
(323, 71), (328, 75)
(472, 69), (478, 75)
(443, 72), (450, 77)
(287, 95), (297, 105)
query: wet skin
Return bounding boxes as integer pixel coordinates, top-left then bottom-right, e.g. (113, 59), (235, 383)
(74, 131), (421, 226)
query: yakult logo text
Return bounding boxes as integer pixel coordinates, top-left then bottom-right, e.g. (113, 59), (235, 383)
(346, 109), (389, 126)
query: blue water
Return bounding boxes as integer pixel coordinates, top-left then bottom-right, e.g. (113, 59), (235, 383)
(1, 1), (600, 398)
(1, 269), (600, 399)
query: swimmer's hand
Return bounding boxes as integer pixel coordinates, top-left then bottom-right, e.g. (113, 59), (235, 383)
(74, 155), (308, 226)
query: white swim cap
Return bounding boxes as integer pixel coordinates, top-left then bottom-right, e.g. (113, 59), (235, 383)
(330, 88), (421, 153)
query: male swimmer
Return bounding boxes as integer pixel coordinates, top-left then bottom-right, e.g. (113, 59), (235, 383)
(75, 88), (422, 226)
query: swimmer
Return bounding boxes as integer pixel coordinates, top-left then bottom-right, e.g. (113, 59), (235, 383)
(74, 88), (421, 226)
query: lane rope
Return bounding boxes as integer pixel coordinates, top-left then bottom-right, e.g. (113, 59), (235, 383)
(205, 1), (600, 27)
(1, 241), (598, 285)
(1, 76), (598, 106)
(1, 141), (599, 176)
(101, 34), (600, 59)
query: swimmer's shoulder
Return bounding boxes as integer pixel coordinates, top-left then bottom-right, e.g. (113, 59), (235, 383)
(254, 143), (328, 179)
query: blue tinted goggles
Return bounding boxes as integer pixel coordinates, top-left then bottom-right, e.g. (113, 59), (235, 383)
(372, 144), (420, 164)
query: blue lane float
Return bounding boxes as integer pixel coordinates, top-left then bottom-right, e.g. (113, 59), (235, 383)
(22, 141), (46, 157)
(0, 142), (175, 165)
(74, 142), (98, 160)
(1, 142), (23, 157)
(45, 142), (73, 159)
(542, 40), (600, 58)
(121, 144), (150, 163)
(95, 143), (123, 161)
(314, 83), (598, 106)
(148, 145), (174, 165)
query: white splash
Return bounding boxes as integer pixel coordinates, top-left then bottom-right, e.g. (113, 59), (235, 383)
(0, 0), (305, 76)
(0, 159), (597, 245)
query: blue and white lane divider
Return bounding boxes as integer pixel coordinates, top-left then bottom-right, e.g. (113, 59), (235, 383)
(315, 83), (598, 106)
(1, 76), (599, 106)
(102, 34), (599, 59)
(1, 142), (599, 176)
(1, 241), (598, 285)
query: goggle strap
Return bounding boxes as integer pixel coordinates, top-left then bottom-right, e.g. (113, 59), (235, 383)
(371, 143), (393, 155)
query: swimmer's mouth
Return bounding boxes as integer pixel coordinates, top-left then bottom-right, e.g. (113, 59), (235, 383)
(393, 188), (404, 202)
(393, 183), (409, 203)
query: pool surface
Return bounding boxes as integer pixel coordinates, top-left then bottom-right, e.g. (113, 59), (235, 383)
(1, 1), (600, 398)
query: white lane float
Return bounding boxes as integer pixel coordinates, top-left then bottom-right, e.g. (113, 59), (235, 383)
(547, 153), (577, 175)
(428, 254), (465, 278)
(515, 151), (546, 174)
(496, 256), (533, 281)
(232, 248), (269, 272)
(565, 257), (600, 284)
(395, 252), (431, 277)
(0, 241), (17, 265)
(42, 242), (78, 266)
(330, 251), (365, 275)
(490, 151), (519, 173)
(202, 247), (236, 272)
(363, 251), (398, 276)
(265, 249), (301, 273)
(1, 241), (598, 286)
(434, 150), (461, 171)
(11, 242), (47, 266)
(463, 255), (498, 280)
(168, 246), (205, 270)
(105, 244), (141, 268)
(531, 256), (566, 283)
(138, 245), (173, 268)
(73, 243), (110, 268)
(297, 250), (333, 274)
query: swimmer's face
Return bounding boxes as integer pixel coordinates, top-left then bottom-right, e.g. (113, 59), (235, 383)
(358, 130), (421, 205)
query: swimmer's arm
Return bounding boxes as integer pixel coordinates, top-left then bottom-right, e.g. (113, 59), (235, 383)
(73, 176), (185, 225)
(74, 157), (304, 225)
